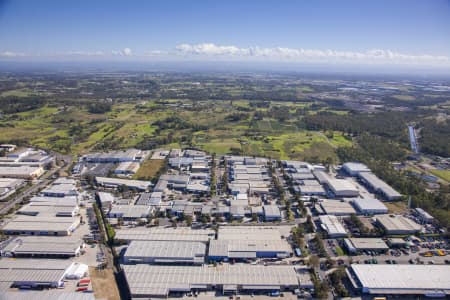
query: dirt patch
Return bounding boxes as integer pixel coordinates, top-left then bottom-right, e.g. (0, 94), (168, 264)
(385, 201), (408, 214)
(89, 267), (121, 300)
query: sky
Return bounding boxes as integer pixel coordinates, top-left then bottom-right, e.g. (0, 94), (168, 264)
(0, 0), (450, 72)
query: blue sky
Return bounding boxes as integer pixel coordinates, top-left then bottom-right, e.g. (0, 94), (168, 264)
(0, 0), (450, 69)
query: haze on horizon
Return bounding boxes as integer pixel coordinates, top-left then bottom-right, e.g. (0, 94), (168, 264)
(1, 0), (450, 74)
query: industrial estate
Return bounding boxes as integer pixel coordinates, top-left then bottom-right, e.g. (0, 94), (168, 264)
(0, 143), (448, 300)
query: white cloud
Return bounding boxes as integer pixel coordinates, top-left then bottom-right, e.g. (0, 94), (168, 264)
(175, 43), (450, 65)
(110, 48), (133, 56)
(0, 51), (25, 57)
(122, 47), (132, 56)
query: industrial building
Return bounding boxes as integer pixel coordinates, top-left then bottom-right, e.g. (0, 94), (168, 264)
(114, 227), (215, 243)
(319, 215), (348, 237)
(343, 238), (389, 254)
(208, 239), (292, 261)
(319, 200), (356, 216)
(114, 161), (140, 175)
(263, 205), (282, 221)
(123, 240), (206, 265)
(351, 197), (388, 215)
(123, 264), (301, 297)
(2, 214), (80, 236)
(95, 176), (151, 191)
(108, 205), (152, 220)
(83, 149), (146, 163)
(342, 162), (371, 176)
(376, 214), (422, 235)
(0, 166), (44, 179)
(1, 236), (83, 258)
(347, 264), (450, 297)
(40, 183), (78, 198)
(298, 184), (326, 196)
(358, 172), (402, 201)
(414, 207), (434, 223)
(218, 226), (284, 241)
(325, 177), (359, 197)
(0, 259), (73, 289)
(0, 178), (25, 200)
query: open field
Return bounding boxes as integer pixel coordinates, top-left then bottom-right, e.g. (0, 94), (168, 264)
(429, 169), (450, 182)
(89, 267), (120, 300)
(134, 159), (166, 180)
(0, 99), (355, 161)
(385, 201), (408, 214)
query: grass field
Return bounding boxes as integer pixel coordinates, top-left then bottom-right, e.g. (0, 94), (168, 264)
(385, 201), (408, 214)
(429, 169), (450, 182)
(0, 100), (354, 161)
(133, 159), (165, 180)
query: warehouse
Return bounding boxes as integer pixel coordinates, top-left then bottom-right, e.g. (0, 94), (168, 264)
(208, 239), (292, 261)
(95, 176), (151, 191)
(17, 202), (79, 217)
(135, 192), (162, 206)
(123, 264), (300, 297)
(299, 185), (326, 196)
(41, 183), (78, 198)
(343, 238), (389, 254)
(2, 215), (80, 236)
(358, 172), (402, 201)
(347, 264), (450, 297)
(114, 161), (140, 175)
(0, 259), (73, 289)
(263, 205), (281, 221)
(84, 149), (145, 163)
(376, 214), (422, 235)
(96, 192), (114, 208)
(351, 197), (388, 215)
(114, 227), (215, 243)
(319, 215), (348, 237)
(325, 177), (359, 197)
(1, 236), (83, 258)
(123, 240), (206, 265)
(108, 205), (152, 220)
(0, 166), (44, 179)
(218, 226), (283, 241)
(0, 178), (25, 200)
(342, 162), (371, 176)
(414, 208), (434, 223)
(319, 200), (356, 216)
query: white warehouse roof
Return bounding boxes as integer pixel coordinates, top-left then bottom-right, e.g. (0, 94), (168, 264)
(349, 264), (450, 296)
(319, 215), (348, 237)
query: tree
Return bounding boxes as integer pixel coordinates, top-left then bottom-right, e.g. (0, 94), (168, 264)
(308, 255), (320, 269)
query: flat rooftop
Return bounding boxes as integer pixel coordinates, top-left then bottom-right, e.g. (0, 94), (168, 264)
(320, 200), (356, 215)
(218, 226), (283, 240)
(345, 238), (389, 250)
(115, 227), (215, 243)
(123, 264), (300, 297)
(124, 240), (206, 261)
(319, 215), (347, 236)
(376, 214), (422, 232)
(349, 264), (450, 295)
(209, 240), (292, 258)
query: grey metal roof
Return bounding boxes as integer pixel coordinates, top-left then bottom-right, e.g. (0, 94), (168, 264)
(124, 241), (206, 260)
(350, 264), (450, 294)
(115, 227), (215, 242)
(359, 172), (401, 199)
(209, 240), (292, 258)
(124, 264), (300, 297)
